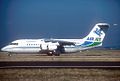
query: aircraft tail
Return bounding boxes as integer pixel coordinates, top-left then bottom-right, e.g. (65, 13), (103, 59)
(82, 23), (110, 47)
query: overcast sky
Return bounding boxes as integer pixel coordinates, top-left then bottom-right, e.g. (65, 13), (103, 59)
(0, 0), (120, 48)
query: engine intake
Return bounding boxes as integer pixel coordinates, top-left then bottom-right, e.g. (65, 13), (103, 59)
(40, 42), (59, 51)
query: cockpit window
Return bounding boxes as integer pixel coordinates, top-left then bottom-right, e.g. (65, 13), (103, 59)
(44, 40), (50, 43)
(10, 43), (18, 45)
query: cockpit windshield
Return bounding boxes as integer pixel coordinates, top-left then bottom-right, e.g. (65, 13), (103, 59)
(10, 43), (18, 45)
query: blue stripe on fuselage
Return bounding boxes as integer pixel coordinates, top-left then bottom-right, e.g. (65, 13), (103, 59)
(81, 41), (93, 46)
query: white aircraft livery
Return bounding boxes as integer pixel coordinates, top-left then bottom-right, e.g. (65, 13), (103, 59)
(1, 23), (110, 56)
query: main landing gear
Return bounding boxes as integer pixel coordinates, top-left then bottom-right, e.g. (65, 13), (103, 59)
(47, 50), (60, 56)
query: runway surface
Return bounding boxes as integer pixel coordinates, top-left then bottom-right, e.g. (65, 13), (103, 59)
(0, 61), (120, 68)
(0, 50), (120, 68)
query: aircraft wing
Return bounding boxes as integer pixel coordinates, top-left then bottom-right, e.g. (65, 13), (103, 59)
(44, 39), (75, 46)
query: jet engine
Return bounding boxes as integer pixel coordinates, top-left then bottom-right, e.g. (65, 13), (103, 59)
(40, 42), (59, 51)
(40, 42), (60, 55)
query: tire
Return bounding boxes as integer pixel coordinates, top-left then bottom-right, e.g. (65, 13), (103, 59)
(54, 50), (60, 56)
(8, 53), (12, 56)
(47, 52), (53, 56)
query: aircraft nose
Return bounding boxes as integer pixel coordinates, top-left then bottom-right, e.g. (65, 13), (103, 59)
(1, 47), (6, 51)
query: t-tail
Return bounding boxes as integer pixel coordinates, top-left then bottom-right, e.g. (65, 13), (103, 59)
(81, 23), (110, 48)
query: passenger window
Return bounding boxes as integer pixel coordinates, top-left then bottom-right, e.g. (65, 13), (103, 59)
(10, 43), (18, 45)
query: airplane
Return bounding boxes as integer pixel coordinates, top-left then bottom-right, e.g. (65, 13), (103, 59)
(1, 23), (110, 56)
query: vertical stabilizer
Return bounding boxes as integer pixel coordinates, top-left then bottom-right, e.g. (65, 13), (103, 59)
(82, 23), (110, 47)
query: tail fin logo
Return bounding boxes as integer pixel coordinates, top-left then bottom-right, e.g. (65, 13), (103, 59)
(94, 28), (102, 36)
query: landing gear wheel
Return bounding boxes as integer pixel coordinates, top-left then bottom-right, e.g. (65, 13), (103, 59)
(47, 52), (53, 56)
(8, 53), (12, 56)
(54, 50), (60, 56)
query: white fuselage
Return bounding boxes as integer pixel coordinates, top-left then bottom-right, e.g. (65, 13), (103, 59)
(1, 39), (86, 53)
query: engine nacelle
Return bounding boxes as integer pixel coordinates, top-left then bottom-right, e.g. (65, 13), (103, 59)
(40, 42), (59, 51)
(47, 44), (58, 50)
